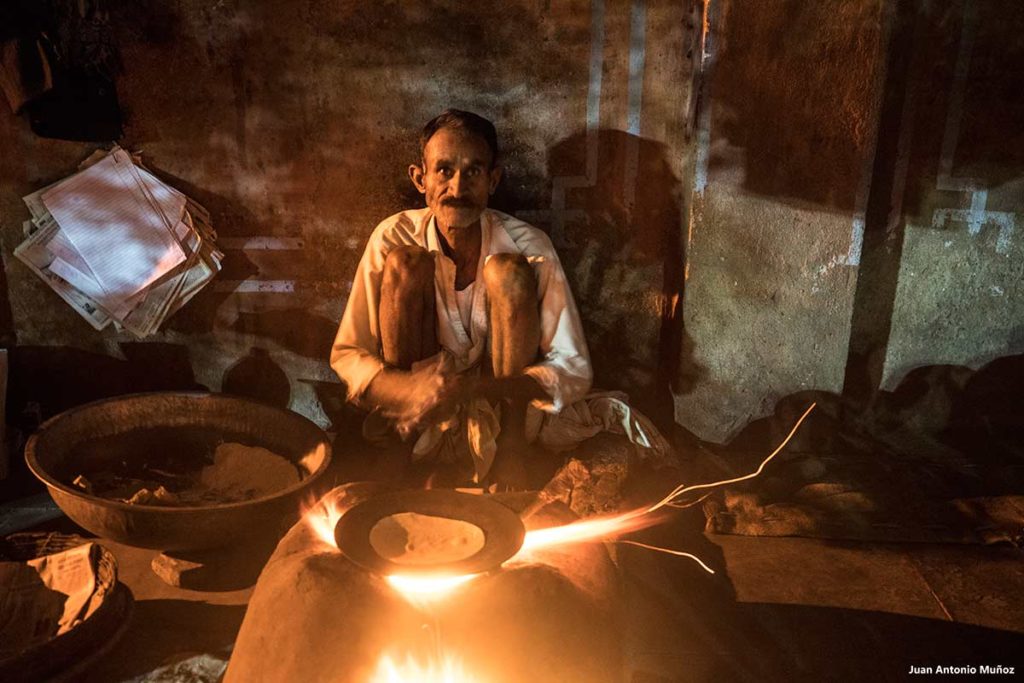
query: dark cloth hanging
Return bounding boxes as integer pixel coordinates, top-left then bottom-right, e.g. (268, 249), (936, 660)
(0, 0), (122, 141)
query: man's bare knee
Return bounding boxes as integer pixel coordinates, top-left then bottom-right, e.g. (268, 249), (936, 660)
(384, 245), (434, 286)
(483, 253), (535, 303)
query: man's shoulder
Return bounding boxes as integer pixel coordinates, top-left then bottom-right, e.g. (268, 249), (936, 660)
(369, 208), (431, 249)
(488, 210), (558, 258)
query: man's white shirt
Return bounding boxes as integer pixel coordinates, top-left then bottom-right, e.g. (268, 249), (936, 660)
(331, 207), (593, 415)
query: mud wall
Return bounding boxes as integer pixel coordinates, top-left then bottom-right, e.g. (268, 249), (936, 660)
(674, 0), (1024, 443)
(0, 0), (694, 433)
(2, 0), (1021, 450)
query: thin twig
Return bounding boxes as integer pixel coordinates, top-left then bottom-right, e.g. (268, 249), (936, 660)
(616, 540), (716, 574)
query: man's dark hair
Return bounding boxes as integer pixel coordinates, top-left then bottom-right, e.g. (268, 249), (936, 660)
(420, 109), (500, 167)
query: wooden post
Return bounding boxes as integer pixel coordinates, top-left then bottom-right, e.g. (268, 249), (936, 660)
(0, 349), (7, 480)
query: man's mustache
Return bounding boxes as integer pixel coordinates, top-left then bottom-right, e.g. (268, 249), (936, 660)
(441, 198), (477, 208)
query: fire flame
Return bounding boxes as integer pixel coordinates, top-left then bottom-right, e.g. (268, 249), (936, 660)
(330, 405), (815, 683)
(302, 404), (816, 589)
(386, 573), (479, 607)
(369, 652), (483, 683)
(303, 495), (345, 548)
(516, 508), (660, 556)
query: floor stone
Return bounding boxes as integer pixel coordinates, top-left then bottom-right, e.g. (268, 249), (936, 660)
(906, 543), (1024, 633)
(710, 535), (949, 620)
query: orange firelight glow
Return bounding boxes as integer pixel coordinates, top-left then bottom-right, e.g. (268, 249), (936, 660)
(516, 508), (660, 555)
(301, 404), (816, 586)
(303, 495), (345, 548)
(368, 652), (483, 683)
(385, 573), (479, 606)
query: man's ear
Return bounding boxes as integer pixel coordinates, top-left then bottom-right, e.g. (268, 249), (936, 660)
(409, 164), (427, 194)
(488, 165), (503, 195)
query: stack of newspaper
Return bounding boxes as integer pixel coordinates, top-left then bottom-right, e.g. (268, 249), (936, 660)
(14, 147), (223, 337)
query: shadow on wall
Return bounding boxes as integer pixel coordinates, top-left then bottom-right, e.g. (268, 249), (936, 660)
(142, 167), (262, 334)
(713, 351), (1024, 504)
(222, 347), (291, 409)
(546, 129), (703, 430)
(229, 308), (338, 361)
(709, 0), (881, 211)
(5, 343), (207, 453)
(901, 0), (1024, 214)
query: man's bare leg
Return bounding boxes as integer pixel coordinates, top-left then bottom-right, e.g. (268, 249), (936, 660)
(371, 246), (437, 481)
(380, 245), (438, 369)
(483, 253), (541, 488)
(484, 253), (541, 377)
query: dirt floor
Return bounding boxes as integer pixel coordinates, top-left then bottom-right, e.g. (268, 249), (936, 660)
(3, 483), (1023, 682)
(621, 510), (1024, 681)
(3, 409), (1024, 682)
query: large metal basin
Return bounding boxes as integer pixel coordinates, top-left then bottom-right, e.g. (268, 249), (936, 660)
(25, 392), (332, 551)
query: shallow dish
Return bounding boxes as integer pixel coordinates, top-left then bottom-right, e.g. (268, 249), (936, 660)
(25, 392), (332, 551)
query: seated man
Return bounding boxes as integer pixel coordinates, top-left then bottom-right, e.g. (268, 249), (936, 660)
(331, 109), (592, 490)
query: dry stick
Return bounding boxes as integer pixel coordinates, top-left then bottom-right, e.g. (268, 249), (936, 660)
(645, 402), (818, 514)
(616, 540), (716, 574)
(666, 491), (714, 509)
(618, 402), (818, 573)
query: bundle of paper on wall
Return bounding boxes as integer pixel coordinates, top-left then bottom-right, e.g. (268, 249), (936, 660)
(14, 147), (223, 337)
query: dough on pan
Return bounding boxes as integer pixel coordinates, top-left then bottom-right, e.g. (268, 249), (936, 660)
(369, 512), (485, 566)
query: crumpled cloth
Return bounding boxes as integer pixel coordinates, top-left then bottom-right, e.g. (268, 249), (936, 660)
(703, 449), (1024, 546)
(411, 389), (674, 483)
(412, 396), (502, 482)
(706, 489), (1024, 546)
(526, 390), (673, 461)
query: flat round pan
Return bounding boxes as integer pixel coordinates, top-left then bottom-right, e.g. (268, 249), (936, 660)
(334, 489), (525, 577)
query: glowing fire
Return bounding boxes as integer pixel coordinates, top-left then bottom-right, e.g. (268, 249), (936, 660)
(369, 652), (483, 683)
(516, 508), (660, 555)
(303, 495), (345, 548)
(301, 404), (817, 586)
(307, 405), (817, 683)
(302, 496), (706, 584)
(386, 573), (479, 606)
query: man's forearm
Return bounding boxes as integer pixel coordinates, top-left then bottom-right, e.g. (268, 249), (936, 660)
(363, 367), (415, 415)
(363, 368), (547, 425)
(364, 364), (466, 430)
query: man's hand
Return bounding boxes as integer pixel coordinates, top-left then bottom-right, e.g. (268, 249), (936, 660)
(394, 367), (474, 436)
(365, 361), (475, 437)
(365, 365), (550, 471)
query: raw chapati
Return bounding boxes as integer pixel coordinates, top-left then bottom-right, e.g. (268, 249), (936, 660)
(369, 512), (485, 566)
(199, 443), (301, 499)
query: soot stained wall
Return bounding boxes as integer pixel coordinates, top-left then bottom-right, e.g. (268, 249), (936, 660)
(673, 0), (888, 442)
(674, 0), (1024, 443)
(3, 0), (1020, 451)
(0, 0), (694, 433)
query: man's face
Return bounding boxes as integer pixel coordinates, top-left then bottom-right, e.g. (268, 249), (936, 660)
(410, 127), (502, 232)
